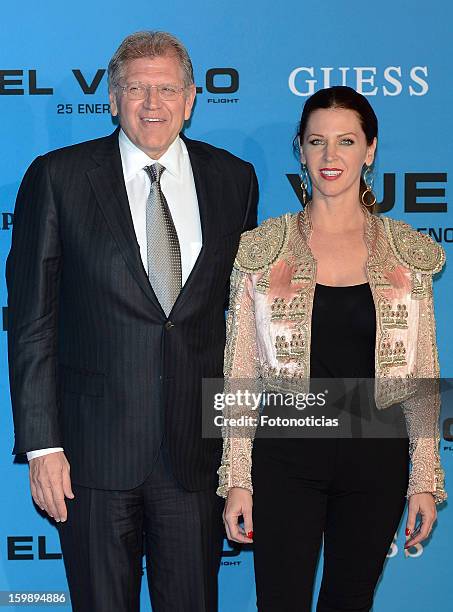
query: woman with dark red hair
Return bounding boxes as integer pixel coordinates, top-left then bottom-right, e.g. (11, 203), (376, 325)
(218, 86), (446, 611)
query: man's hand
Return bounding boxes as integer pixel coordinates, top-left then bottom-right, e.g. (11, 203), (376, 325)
(29, 452), (74, 522)
(223, 487), (253, 543)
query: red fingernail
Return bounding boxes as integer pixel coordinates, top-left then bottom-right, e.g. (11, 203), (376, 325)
(247, 531), (253, 539)
(405, 528), (411, 536)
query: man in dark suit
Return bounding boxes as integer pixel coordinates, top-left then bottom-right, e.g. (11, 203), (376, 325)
(7, 31), (257, 611)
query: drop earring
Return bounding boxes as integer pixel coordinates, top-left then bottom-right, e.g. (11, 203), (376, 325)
(300, 163), (310, 207)
(361, 165), (377, 208)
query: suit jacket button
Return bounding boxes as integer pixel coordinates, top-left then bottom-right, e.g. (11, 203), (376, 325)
(165, 321), (175, 330)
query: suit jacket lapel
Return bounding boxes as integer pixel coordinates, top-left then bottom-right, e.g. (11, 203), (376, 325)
(87, 130), (164, 314)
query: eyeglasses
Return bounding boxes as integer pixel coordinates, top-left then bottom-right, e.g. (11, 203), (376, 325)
(116, 82), (186, 101)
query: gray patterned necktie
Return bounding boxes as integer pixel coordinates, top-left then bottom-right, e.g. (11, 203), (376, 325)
(144, 163), (182, 316)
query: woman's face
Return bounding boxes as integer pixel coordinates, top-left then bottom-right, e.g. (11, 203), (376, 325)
(300, 107), (377, 202)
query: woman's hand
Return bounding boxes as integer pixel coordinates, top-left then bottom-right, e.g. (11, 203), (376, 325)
(223, 487), (253, 543)
(405, 492), (437, 548)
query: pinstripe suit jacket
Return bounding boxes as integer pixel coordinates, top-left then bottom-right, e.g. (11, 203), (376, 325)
(7, 129), (258, 491)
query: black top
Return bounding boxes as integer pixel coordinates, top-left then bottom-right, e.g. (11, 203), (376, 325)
(308, 282), (407, 441)
(310, 283), (376, 379)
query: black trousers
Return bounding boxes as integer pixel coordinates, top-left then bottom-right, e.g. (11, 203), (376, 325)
(252, 437), (409, 612)
(57, 444), (224, 611)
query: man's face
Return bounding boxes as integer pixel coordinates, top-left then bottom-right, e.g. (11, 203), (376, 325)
(110, 54), (196, 159)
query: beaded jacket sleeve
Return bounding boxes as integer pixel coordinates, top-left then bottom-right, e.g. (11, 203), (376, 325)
(216, 267), (260, 495)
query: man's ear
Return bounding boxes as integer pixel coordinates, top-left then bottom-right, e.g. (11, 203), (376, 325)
(109, 90), (119, 117)
(184, 84), (196, 121)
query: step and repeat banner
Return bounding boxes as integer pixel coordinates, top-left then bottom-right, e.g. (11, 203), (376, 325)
(0, 1), (451, 610)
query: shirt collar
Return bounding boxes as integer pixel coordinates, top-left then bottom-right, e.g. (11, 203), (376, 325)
(118, 129), (184, 181)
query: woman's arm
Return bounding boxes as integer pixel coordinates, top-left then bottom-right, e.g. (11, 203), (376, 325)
(403, 273), (446, 546)
(403, 274), (446, 504)
(217, 266), (260, 542)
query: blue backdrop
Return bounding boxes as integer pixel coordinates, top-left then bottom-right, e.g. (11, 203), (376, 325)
(1, 1), (451, 610)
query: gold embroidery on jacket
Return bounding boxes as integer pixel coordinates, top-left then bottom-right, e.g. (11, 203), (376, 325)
(235, 215), (289, 274)
(367, 268), (392, 288)
(261, 362), (309, 394)
(271, 291), (309, 322)
(380, 301), (409, 329)
(291, 260), (315, 284)
(379, 339), (407, 368)
(223, 268), (246, 377)
(383, 217), (445, 274)
(375, 374), (416, 409)
(274, 332), (306, 361)
(275, 335), (289, 359)
(287, 293), (309, 321)
(290, 332), (305, 357)
(270, 297), (287, 320)
(256, 268), (271, 294)
(411, 272), (431, 299)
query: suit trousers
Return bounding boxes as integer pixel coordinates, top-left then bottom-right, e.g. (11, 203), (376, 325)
(57, 443), (224, 612)
(251, 437), (409, 612)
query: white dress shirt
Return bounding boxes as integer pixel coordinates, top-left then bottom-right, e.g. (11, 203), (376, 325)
(27, 130), (202, 461)
(119, 129), (202, 283)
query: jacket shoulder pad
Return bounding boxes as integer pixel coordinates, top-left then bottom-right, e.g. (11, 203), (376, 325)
(383, 216), (445, 274)
(235, 214), (290, 273)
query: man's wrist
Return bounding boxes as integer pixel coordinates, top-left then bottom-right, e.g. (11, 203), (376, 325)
(26, 448), (64, 461)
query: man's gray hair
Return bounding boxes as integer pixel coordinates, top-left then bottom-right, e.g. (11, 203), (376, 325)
(108, 31), (194, 90)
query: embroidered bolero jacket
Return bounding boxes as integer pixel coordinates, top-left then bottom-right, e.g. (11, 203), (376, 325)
(217, 209), (447, 504)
